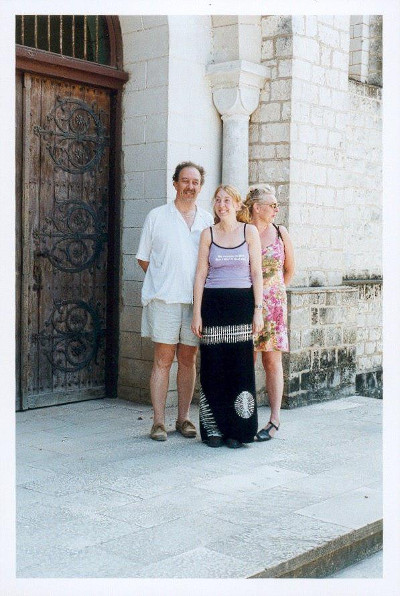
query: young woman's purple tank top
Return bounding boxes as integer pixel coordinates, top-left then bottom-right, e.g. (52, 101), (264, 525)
(204, 225), (252, 289)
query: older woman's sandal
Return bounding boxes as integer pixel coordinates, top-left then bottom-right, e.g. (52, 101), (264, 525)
(256, 421), (279, 441)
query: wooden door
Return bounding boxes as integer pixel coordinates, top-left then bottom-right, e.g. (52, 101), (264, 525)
(18, 73), (112, 409)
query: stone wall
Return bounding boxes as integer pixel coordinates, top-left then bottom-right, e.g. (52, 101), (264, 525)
(118, 16), (170, 402)
(343, 80), (382, 278)
(117, 14), (382, 409)
(348, 280), (382, 398)
(282, 287), (357, 407)
(251, 15), (382, 407)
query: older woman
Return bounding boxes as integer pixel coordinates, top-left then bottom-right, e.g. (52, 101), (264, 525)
(244, 185), (295, 440)
(191, 185), (263, 448)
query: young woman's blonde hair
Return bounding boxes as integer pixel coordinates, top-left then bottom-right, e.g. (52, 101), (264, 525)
(212, 185), (250, 224)
(244, 184), (276, 217)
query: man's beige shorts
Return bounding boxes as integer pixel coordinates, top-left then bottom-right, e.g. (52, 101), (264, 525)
(141, 300), (199, 346)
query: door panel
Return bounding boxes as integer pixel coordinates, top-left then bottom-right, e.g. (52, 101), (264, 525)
(20, 73), (111, 409)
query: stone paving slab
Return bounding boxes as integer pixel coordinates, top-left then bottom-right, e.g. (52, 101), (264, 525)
(15, 395), (382, 578)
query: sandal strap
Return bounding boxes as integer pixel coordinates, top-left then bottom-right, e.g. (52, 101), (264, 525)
(267, 421), (279, 431)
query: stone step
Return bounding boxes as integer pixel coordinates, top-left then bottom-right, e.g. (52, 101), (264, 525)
(249, 519), (382, 578)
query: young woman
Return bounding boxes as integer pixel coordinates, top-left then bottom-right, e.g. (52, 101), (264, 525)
(191, 185), (263, 448)
(244, 185), (295, 440)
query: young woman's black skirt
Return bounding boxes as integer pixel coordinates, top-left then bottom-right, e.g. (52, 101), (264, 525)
(199, 287), (258, 443)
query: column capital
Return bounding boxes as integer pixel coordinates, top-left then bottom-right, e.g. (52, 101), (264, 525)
(206, 60), (269, 117)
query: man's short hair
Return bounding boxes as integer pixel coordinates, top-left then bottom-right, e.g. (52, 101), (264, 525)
(172, 161), (205, 186)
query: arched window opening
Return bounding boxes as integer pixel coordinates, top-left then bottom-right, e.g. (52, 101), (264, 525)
(16, 15), (111, 66)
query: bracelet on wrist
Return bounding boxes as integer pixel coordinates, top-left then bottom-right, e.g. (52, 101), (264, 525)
(254, 304), (263, 309)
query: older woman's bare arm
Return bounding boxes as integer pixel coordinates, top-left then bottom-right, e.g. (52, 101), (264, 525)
(280, 226), (295, 286)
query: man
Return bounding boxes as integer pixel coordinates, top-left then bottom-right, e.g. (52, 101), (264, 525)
(136, 162), (213, 441)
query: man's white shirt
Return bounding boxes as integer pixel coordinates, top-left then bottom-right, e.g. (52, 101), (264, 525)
(136, 201), (213, 306)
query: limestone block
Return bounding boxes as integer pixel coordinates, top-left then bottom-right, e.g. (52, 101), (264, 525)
(141, 337), (154, 361)
(251, 145), (276, 160)
(262, 16), (292, 38)
(212, 25), (240, 63)
(325, 327), (343, 347)
(292, 59), (312, 82)
(290, 330), (301, 351)
(261, 122), (290, 143)
(318, 24), (340, 48)
(278, 59), (292, 78)
(318, 16), (335, 26)
(144, 170), (167, 199)
(121, 227), (143, 255)
(249, 123), (259, 143)
(289, 307), (310, 329)
(310, 106), (324, 126)
(122, 280), (143, 307)
(320, 348), (337, 369)
(276, 145), (290, 158)
(293, 79), (319, 104)
(147, 57), (169, 88)
(121, 359), (153, 390)
(300, 163), (327, 186)
(319, 86), (332, 108)
(249, 160), (259, 181)
(289, 350), (312, 373)
(270, 79), (292, 101)
(261, 40), (274, 60)
(312, 65), (326, 86)
(123, 116), (146, 145)
(120, 331), (142, 359)
(328, 131), (342, 148)
(325, 69), (340, 89)
(301, 328), (323, 349)
(331, 90), (348, 112)
(316, 187), (335, 206)
(281, 102), (292, 121)
(297, 124), (317, 144)
(124, 88), (168, 119)
(121, 254), (144, 283)
(123, 27), (169, 64)
(294, 37), (319, 63)
(120, 306), (143, 333)
(124, 142), (167, 173)
(275, 36), (293, 58)
(142, 16), (168, 29)
(334, 16), (350, 31)
(123, 62), (146, 92)
(290, 16), (307, 35)
(120, 16), (143, 35)
(258, 102), (281, 122)
(123, 172), (145, 201)
(320, 46), (332, 67)
(332, 50), (349, 71)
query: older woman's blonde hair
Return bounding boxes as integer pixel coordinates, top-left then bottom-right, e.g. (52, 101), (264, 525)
(244, 184), (276, 217)
(212, 184), (250, 224)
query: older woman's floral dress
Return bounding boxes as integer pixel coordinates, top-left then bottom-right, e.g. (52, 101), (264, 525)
(254, 225), (289, 352)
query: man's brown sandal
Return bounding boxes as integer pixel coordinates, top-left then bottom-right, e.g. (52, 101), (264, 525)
(175, 419), (197, 438)
(150, 423), (167, 441)
(256, 421), (279, 442)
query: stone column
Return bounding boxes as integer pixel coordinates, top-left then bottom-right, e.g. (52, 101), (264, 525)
(206, 60), (268, 195)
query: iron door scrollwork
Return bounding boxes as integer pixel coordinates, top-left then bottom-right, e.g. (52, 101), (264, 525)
(34, 96), (109, 174)
(34, 300), (105, 373)
(33, 196), (108, 273)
